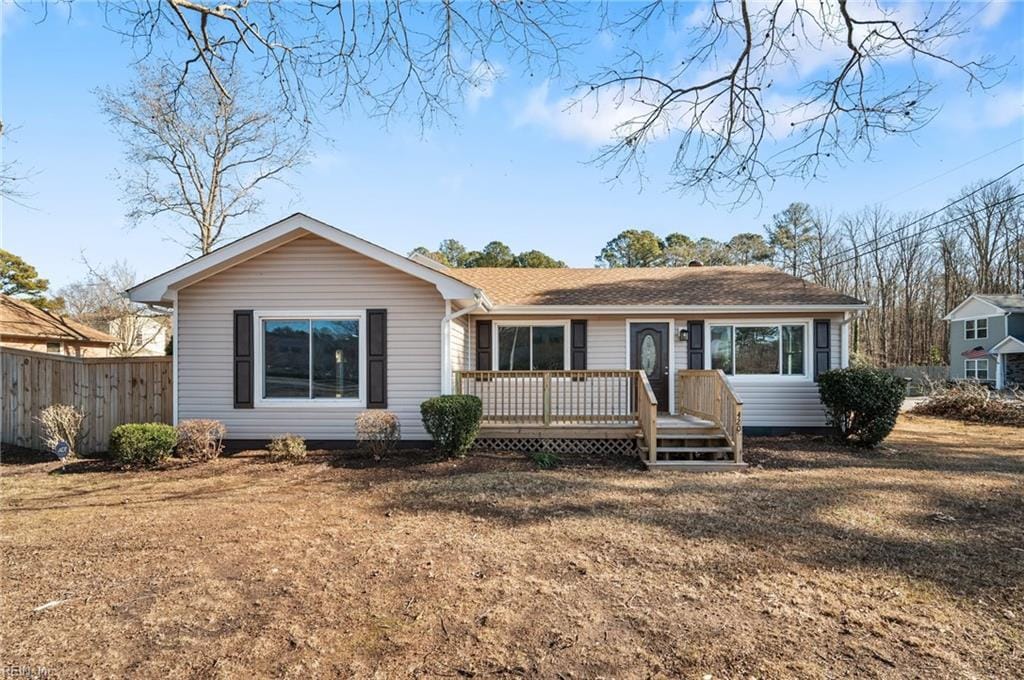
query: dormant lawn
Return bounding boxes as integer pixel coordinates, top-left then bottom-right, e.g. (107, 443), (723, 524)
(2, 415), (1022, 678)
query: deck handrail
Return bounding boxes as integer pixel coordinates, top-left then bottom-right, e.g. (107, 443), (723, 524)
(454, 369), (642, 426)
(636, 372), (658, 464)
(676, 369), (744, 463)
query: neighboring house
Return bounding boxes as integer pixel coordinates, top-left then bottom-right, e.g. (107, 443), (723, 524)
(944, 293), (1024, 390)
(108, 312), (170, 356)
(129, 214), (866, 470)
(0, 293), (117, 357)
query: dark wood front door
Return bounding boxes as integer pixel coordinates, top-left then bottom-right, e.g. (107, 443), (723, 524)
(630, 322), (670, 412)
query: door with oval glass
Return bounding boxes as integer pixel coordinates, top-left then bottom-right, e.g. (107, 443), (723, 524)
(630, 322), (669, 412)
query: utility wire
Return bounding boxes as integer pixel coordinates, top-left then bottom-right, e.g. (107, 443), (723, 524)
(818, 161), (1024, 266)
(824, 190), (1024, 270)
(874, 136), (1024, 205)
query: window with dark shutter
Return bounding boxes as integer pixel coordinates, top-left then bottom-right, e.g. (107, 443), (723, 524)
(366, 309), (387, 408)
(814, 319), (831, 381)
(475, 320), (492, 370)
(233, 310), (254, 408)
(570, 320), (587, 370)
(687, 320), (704, 370)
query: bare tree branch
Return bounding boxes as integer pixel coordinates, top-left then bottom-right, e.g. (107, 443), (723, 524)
(97, 62), (310, 255)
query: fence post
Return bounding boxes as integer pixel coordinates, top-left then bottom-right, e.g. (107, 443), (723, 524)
(542, 372), (552, 425)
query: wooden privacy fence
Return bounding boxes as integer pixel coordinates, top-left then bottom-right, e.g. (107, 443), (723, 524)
(1, 347), (172, 454)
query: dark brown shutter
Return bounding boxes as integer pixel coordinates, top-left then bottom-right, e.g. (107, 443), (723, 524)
(814, 319), (831, 381)
(367, 309), (387, 408)
(687, 320), (705, 370)
(233, 310), (254, 408)
(570, 320), (587, 370)
(475, 319), (492, 370)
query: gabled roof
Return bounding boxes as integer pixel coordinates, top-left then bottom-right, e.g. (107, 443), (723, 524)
(446, 265), (866, 310)
(0, 294), (117, 345)
(976, 294), (1024, 314)
(944, 293), (1024, 320)
(990, 335), (1024, 354)
(127, 213), (485, 305)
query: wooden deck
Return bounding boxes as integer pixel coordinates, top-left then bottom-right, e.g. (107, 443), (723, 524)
(459, 369), (745, 471)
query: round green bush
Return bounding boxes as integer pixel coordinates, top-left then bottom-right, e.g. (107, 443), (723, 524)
(818, 368), (907, 447)
(109, 423), (178, 467)
(420, 395), (483, 455)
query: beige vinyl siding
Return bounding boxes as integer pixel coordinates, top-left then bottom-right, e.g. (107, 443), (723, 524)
(684, 313), (843, 428)
(177, 234), (444, 440)
(451, 315), (469, 372)
(469, 312), (844, 428)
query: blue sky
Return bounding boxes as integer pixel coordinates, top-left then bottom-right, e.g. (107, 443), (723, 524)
(1, 1), (1022, 289)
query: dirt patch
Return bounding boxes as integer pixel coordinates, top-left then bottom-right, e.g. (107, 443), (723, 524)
(2, 415), (1022, 678)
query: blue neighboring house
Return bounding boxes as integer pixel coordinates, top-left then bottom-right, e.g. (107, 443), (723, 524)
(944, 294), (1024, 390)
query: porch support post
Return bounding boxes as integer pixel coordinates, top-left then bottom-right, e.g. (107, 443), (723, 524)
(995, 353), (1004, 390)
(542, 372), (552, 425)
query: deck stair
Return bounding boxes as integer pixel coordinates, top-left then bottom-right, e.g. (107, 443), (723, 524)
(637, 414), (747, 471)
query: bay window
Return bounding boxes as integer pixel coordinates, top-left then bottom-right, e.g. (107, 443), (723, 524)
(709, 323), (807, 376)
(496, 324), (566, 370)
(261, 315), (361, 401)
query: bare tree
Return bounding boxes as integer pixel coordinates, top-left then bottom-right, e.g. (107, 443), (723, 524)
(0, 121), (31, 203)
(57, 259), (167, 356)
(585, 1), (996, 202)
(5, 1), (987, 203)
(103, 0), (576, 126)
(98, 63), (309, 255)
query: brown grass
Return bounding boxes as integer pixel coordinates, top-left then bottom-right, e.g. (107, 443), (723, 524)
(2, 415), (1022, 678)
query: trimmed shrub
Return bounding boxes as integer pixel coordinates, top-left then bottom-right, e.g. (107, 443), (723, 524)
(420, 395), (482, 455)
(267, 433), (307, 461)
(36, 404), (85, 459)
(175, 419), (227, 462)
(355, 410), (401, 459)
(911, 382), (1024, 426)
(818, 368), (906, 447)
(110, 423), (178, 467)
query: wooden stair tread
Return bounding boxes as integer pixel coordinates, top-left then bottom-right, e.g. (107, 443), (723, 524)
(646, 461), (748, 472)
(656, 446), (734, 453)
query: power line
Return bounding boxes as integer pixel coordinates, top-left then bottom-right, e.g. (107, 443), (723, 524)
(825, 190), (1024, 270)
(819, 161), (1024, 266)
(874, 136), (1024, 205)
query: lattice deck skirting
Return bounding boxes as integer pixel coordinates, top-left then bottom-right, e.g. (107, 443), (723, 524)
(472, 437), (638, 456)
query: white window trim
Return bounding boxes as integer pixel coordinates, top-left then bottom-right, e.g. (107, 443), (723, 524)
(491, 320), (571, 371)
(624, 318), (676, 414)
(254, 309), (366, 408)
(704, 320), (813, 382)
(964, 358), (990, 381)
(964, 317), (988, 341)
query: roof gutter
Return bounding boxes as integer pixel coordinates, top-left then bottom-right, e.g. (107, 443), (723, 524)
(483, 303), (869, 315)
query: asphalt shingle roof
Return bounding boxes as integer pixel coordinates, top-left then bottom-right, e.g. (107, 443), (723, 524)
(0, 294), (117, 344)
(447, 265), (865, 307)
(976, 294), (1024, 314)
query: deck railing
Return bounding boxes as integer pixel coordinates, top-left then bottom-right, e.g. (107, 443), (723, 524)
(675, 369), (744, 462)
(636, 372), (658, 463)
(454, 370), (641, 426)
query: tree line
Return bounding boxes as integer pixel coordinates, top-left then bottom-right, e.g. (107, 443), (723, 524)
(413, 175), (1022, 368)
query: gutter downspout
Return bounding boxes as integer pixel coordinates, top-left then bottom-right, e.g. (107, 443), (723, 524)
(441, 293), (487, 394)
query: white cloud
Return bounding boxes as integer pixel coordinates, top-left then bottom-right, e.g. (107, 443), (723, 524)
(466, 61), (503, 113)
(940, 86), (1024, 131)
(514, 79), (675, 147)
(980, 1), (1011, 28)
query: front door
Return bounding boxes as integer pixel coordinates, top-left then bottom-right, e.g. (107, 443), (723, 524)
(630, 322), (670, 412)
